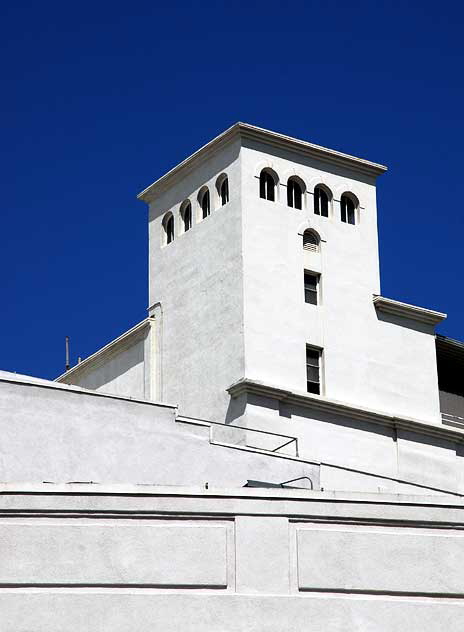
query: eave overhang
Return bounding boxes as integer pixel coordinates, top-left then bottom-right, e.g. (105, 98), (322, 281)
(137, 122), (388, 203)
(373, 295), (447, 326)
(227, 378), (464, 444)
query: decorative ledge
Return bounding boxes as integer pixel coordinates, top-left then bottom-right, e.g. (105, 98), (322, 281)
(227, 378), (464, 444)
(373, 295), (447, 325)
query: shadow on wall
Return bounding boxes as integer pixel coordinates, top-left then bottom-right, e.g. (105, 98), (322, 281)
(225, 393), (247, 424)
(69, 342), (145, 391)
(225, 390), (463, 491)
(375, 310), (436, 335)
(280, 400), (394, 441)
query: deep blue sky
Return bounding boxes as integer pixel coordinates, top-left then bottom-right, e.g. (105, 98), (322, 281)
(2, 1), (463, 379)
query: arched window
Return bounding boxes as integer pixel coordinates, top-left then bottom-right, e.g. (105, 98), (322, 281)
(199, 188), (210, 219)
(163, 213), (174, 245)
(314, 186), (330, 218)
(259, 169), (276, 201)
(180, 200), (192, 232)
(219, 177), (229, 206)
(303, 230), (319, 252)
(340, 194), (357, 225)
(287, 177), (304, 210)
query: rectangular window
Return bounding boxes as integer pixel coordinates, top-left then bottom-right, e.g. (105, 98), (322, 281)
(306, 347), (321, 394)
(304, 271), (319, 305)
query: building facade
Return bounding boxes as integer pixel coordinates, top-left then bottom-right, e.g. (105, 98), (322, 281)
(59, 122), (464, 494)
(2, 123), (464, 630)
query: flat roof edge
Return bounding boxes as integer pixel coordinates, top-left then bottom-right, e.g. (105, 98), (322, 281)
(0, 482), (461, 506)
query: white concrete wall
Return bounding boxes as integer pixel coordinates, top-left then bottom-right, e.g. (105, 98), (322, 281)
(1, 485), (463, 631)
(0, 374), (319, 488)
(239, 139), (441, 423)
(148, 138), (244, 421)
(236, 390), (464, 494)
(370, 313), (441, 422)
(4, 371), (464, 495)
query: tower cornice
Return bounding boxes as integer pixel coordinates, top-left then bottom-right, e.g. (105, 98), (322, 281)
(137, 122), (388, 203)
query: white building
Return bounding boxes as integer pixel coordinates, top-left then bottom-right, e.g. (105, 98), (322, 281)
(1, 123), (464, 630)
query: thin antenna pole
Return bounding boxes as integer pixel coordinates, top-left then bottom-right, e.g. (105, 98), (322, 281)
(65, 336), (70, 371)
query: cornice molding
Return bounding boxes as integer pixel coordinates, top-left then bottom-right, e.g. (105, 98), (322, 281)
(1, 482), (462, 507)
(373, 295), (447, 325)
(227, 378), (464, 444)
(239, 123), (387, 177)
(55, 318), (153, 382)
(137, 122), (388, 203)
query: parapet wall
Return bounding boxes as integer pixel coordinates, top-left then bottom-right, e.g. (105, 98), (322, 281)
(0, 485), (463, 632)
(0, 372), (319, 488)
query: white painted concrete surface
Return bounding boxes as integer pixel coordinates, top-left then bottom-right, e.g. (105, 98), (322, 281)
(147, 137), (244, 421)
(0, 373), (320, 489)
(0, 485), (463, 631)
(2, 371), (464, 495)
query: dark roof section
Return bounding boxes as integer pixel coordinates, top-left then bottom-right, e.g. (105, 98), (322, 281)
(436, 335), (464, 396)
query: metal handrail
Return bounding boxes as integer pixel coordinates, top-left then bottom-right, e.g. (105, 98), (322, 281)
(177, 415), (299, 456)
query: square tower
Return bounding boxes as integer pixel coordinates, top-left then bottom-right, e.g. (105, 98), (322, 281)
(139, 123), (443, 427)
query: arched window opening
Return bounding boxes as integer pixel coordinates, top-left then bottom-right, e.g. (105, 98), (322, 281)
(340, 194), (356, 225)
(163, 213), (175, 245)
(314, 186), (329, 217)
(199, 188), (210, 219)
(220, 177), (229, 206)
(259, 169), (276, 201)
(287, 178), (303, 210)
(181, 201), (192, 232)
(303, 230), (319, 252)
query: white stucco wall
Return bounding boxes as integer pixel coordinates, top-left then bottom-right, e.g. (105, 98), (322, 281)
(0, 374), (320, 488)
(231, 387), (464, 494)
(148, 138), (244, 421)
(1, 485), (463, 631)
(6, 369), (464, 494)
(239, 139), (441, 423)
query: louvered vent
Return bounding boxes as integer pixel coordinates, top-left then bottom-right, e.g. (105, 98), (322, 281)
(303, 231), (319, 252)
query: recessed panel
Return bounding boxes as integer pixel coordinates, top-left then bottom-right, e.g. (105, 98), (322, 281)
(0, 522), (228, 587)
(296, 525), (464, 595)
